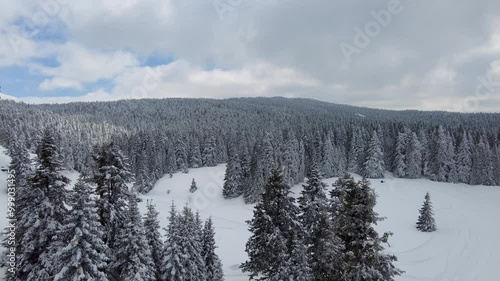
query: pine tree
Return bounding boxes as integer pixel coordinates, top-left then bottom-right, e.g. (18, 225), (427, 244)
(203, 134), (217, 167)
(416, 192), (437, 232)
(2, 138), (32, 280)
(309, 213), (344, 281)
(190, 178), (198, 193)
(243, 133), (275, 204)
(241, 169), (306, 280)
(161, 203), (185, 281)
(111, 195), (156, 281)
(471, 135), (495, 186)
(202, 218), (225, 281)
(347, 128), (363, 174)
(282, 132), (300, 186)
(190, 136), (203, 168)
(144, 201), (164, 281)
(298, 168), (343, 281)
(429, 126), (456, 182)
(363, 131), (385, 178)
(178, 206), (208, 280)
(222, 148), (243, 199)
(456, 132), (472, 184)
(298, 167), (328, 244)
(393, 131), (407, 178)
(50, 180), (109, 281)
(406, 132), (423, 179)
(321, 133), (336, 178)
(16, 129), (70, 280)
(175, 137), (189, 173)
(93, 143), (133, 249)
(331, 175), (403, 281)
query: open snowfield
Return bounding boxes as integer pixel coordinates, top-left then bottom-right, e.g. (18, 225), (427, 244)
(1, 146), (499, 281)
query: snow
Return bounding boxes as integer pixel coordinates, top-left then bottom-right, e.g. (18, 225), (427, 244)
(0, 93), (17, 101)
(1, 146), (499, 280)
(355, 113), (366, 118)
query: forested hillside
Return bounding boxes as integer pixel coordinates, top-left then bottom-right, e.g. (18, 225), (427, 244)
(1, 97), (499, 201)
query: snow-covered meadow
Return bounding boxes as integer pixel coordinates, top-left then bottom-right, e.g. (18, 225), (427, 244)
(1, 146), (499, 281)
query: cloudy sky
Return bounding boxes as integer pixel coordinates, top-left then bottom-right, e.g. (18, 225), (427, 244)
(0, 0), (499, 112)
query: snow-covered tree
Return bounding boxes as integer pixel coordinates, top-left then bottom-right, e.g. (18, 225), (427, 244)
(363, 131), (385, 178)
(393, 131), (407, 178)
(241, 168), (307, 280)
(223, 148), (243, 198)
(298, 167), (328, 243)
(331, 175), (403, 281)
(203, 134), (217, 167)
(175, 137), (189, 173)
(190, 136), (203, 168)
(406, 132), (423, 179)
(93, 142), (133, 248)
(50, 180), (109, 281)
(190, 178), (198, 193)
(2, 137), (32, 280)
(202, 217), (224, 281)
(471, 135), (495, 186)
(298, 168), (343, 280)
(161, 203), (185, 281)
(416, 192), (437, 232)
(144, 201), (164, 280)
(111, 195), (156, 281)
(282, 132), (301, 186)
(16, 129), (70, 280)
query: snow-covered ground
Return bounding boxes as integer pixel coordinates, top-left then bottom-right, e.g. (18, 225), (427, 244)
(1, 146), (499, 280)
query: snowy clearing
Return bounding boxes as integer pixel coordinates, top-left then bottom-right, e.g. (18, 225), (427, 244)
(1, 146), (499, 281)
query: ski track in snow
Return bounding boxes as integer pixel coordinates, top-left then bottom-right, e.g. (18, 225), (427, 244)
(1, 146), (499, 281)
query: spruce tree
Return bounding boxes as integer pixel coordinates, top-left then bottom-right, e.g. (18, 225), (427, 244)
(202, 134), (217, 167)
(363, 131), (385, 178)
(93, 142), (133, 249)
(298, 167), (328, 243)
(161, 203), (185, 281)
(406, 132), (423, 179)
(111, 195), (156, 281)
(2, 140), (32, 281)
(241, 169), (307, 280)
(50, 180), (109, 281)
(178, 206), (208, 280)
(393, 131), (407, 178)
(331, 175), (403, 281)
(202, 217), (225, 281)
(190, 178), (198, 193)
(16, 129), (70, 281)
(416, 192), (437, 232)
(144, 201), (164, 281)
(222, 148), (243, 198)
(298, 168), (343, 280)
(471, 135), (495, 186)
(175, 137), (189, 173)
(190, 137), (203, 168)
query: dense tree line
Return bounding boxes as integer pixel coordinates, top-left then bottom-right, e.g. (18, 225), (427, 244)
(1, 97), (499, 199)
(242, 168), (403, 280)
(2, 129), (224, 281)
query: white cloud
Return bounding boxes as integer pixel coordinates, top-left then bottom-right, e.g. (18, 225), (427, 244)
(2, 0), (500, 112)
(40, 77), (82, 91)
(33, 43), (139, 90)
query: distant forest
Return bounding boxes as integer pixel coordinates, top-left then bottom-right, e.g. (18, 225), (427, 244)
(1, 97), (499, 202)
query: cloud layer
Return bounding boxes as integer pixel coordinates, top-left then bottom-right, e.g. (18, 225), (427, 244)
(0, 0), (499, 112)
